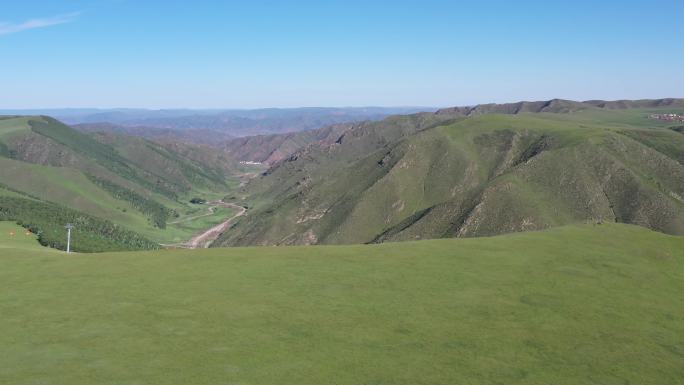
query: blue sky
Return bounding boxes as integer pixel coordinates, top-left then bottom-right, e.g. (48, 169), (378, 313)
(1, 0), (683, 108)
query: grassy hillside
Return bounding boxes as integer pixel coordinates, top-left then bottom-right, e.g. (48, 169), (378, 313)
(216, 103), (684, 246)
(0, 198), (159, 252)
(24, 116), (185, 198)
(0, 157), (159, 228)
(0, 221), (54, 252)
(0, 115), (243, 249)
(0, 156), (235, 246)
(89, 132), (230, 192)
(0, 223), (682, 384)
(0, 116), (233, 199)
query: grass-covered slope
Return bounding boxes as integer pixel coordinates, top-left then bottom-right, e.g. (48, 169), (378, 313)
(12, 116), (228, 198)
(217, 104), (684, 246)
(0, 223), (682, 384)
(0, 155), (212, 246)
(0, 157), (163, 229)
(0, 197), (159, 252)
(0, 116), (233, 200)
(0, 221), (55, 252)
(0, 115), (241, 249)
(89, 131), (231, 192)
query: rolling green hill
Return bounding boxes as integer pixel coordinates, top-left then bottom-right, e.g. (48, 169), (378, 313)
(10, 116), (229, 198)
(89, 131), (232, 192)
(0, 115), (240, 250)
(0, 223), (682, 384)
(0, 156), (159, 228)
(216, 100), (684, 246)
(0, 197), (159, 252)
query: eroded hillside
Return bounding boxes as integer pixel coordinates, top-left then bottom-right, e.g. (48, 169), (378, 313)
(215, 100), (684, 246)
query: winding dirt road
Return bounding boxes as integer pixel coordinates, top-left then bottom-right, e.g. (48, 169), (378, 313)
(162, 201), (246, 249)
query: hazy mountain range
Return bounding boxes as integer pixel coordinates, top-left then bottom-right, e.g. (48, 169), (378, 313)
(0, 107), (434, 137)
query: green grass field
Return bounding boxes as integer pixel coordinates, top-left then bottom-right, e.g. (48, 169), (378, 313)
(0, 222), (55, 252)
(163, 205), (239, 244)
(1, 222), (682, 384)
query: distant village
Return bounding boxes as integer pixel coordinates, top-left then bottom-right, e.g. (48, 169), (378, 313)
(649, 113), (684, 122)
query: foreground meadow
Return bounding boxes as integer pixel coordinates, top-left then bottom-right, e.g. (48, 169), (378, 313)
(0, 222), (682, 384)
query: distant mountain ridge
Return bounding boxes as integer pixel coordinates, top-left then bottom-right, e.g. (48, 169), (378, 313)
(222, 98), (684, 166)
(2, 107), (434, 137)
(435, 98), (684, 116)
(72, 122), (237, 146)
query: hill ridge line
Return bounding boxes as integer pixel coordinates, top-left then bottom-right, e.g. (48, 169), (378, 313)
(435, 98), (684, 116)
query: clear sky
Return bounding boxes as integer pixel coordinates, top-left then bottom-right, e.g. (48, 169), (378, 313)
(1, 0), (683, 108)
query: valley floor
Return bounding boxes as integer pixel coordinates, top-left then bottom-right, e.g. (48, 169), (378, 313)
(0, 222), (683, 384)
(162, 201), (247, 248)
